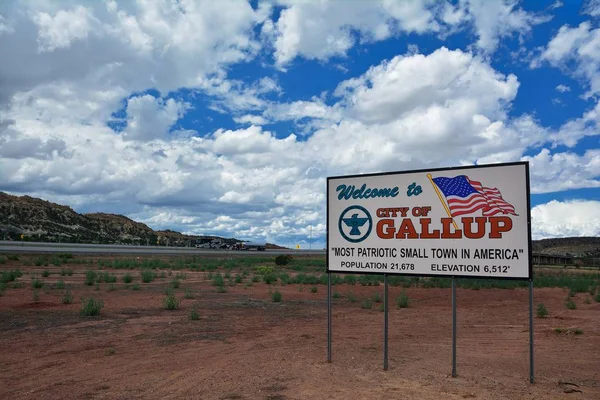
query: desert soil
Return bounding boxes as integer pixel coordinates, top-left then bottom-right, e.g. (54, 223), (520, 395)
(1, 260), (599, 400)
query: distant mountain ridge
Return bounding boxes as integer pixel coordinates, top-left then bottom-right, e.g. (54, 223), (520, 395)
(0, 192), (264, 247)
(0, 191), (596, 255)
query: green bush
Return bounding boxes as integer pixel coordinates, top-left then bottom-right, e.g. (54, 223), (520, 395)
(235, 274), (243, 284)
(372, 292), (382, 303)
(263, 273), (277, 285)
(1, 269), (22, 283)
(396, 291), (410, 308)
(189, 304), (200, 320)
(212, 273), (225, 287)
(333, 292), (342, 299)
(171, 278), (180, 289)
(251, 275), (261, 283)
(81, 297), (104, 316)
(62, 290), (73, 304)
(536, 303), (548, 318)
(347, 292), (357, 302)
(56, 280), (66, 290)
(42, 269), (50, 277)
(0, 256), (6, 264)
(141, 269), (155, 283)
(361, 299), (373, 309)
(275, 255), (292, 266)
(132, 284), (141, 290)
(31, 278), (44, 289)
(164, 293), (180, 310)
(595, 292), (600, 303)
(84, 270), (97, 286)
(7, 254), (20, 261)
(184, 288), (194, 299)
(272, 290), (283, 302)
(310, 285), (318, 293)
(566, 299), (577, 310)
(122, 273), (133, 284)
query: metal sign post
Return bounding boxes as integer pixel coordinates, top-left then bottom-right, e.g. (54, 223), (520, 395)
(327, 272), (332, 363)
(529, 279), (534, 383)
(384, 274), (389, 371)
(452, 277), (457, 378)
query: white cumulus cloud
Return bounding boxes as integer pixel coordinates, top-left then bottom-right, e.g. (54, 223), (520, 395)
(532, 200), (600, 239)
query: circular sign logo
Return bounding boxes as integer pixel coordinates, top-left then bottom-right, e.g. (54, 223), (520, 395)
(338, 205), (372, 243)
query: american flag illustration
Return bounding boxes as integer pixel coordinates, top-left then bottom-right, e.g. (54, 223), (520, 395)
(431, 175), (517, 217)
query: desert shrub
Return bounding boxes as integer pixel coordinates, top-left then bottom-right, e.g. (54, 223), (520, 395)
(566, 299), (577, 310)
(31, 278), (44, 289)
(217, 286), (227, 293)
(56, 280), (66, 290)
(164, 293), (180, 310)
(396, 291), (410, 308)
(189, 304), (200, 320)
(122, 273), (133, 284)
(347, 292), (357, 302)
(84, 270), (97, 286)
(275, 255), (292, 266)
(251, 275), (261, 283)
(184, 288), (194, 299)
(333, 292), (342, 299)
(33, 290), (40, 302)
(343, 275), (357, 285)
(107, 283), (116, 292)
(211, 273), (224, 287)
(255, 265), (274, 275)
(361, 299), (373, 309)
(42, 269), (50, 277)
(272, 290), (283, 302)
(235, 274), (243, 284)
(7, 254), (20, 261)
(171, 278), (180, 289)
(595, 292), (600, 303)
(536, 303), (548, 318)
(0, 256), (6, 264)
(101, 272), (117, 283)
(372, 292), (382, 303)
(141, 269), (155, 283)
(62, 290), (73, 304)
(81, 297), (104, 316)
(263, 273), (277, 285)
(1, 269), (22, 283)
(378, 303), (385, 312)
(132, 284), (140, 290)
(0, 282), (6, 296)
(310, 285), (318, 293)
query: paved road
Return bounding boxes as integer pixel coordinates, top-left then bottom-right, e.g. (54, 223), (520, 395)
(0, 241), (326, 256)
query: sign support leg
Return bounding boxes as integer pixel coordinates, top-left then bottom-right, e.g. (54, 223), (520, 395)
(327, 271), (332, 363)
(529, 279), (534, 384)
(452, 277), (457, 378)
(384, 274), (389, 371)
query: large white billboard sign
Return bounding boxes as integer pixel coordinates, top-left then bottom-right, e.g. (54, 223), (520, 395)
(327, 162), (532, 279)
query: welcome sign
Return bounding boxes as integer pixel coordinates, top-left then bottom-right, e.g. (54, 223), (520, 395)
(327, 162), (532, 279)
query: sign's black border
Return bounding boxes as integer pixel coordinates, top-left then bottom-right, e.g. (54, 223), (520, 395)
(326, 161), (533, 281)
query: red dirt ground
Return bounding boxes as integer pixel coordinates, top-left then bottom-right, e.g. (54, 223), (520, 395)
(1, 262), (599, 399)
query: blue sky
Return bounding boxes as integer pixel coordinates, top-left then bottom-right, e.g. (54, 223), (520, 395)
(0, 0), (598, 247)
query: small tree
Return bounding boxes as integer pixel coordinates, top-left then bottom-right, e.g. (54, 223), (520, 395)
(275, 255), (292, 266)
